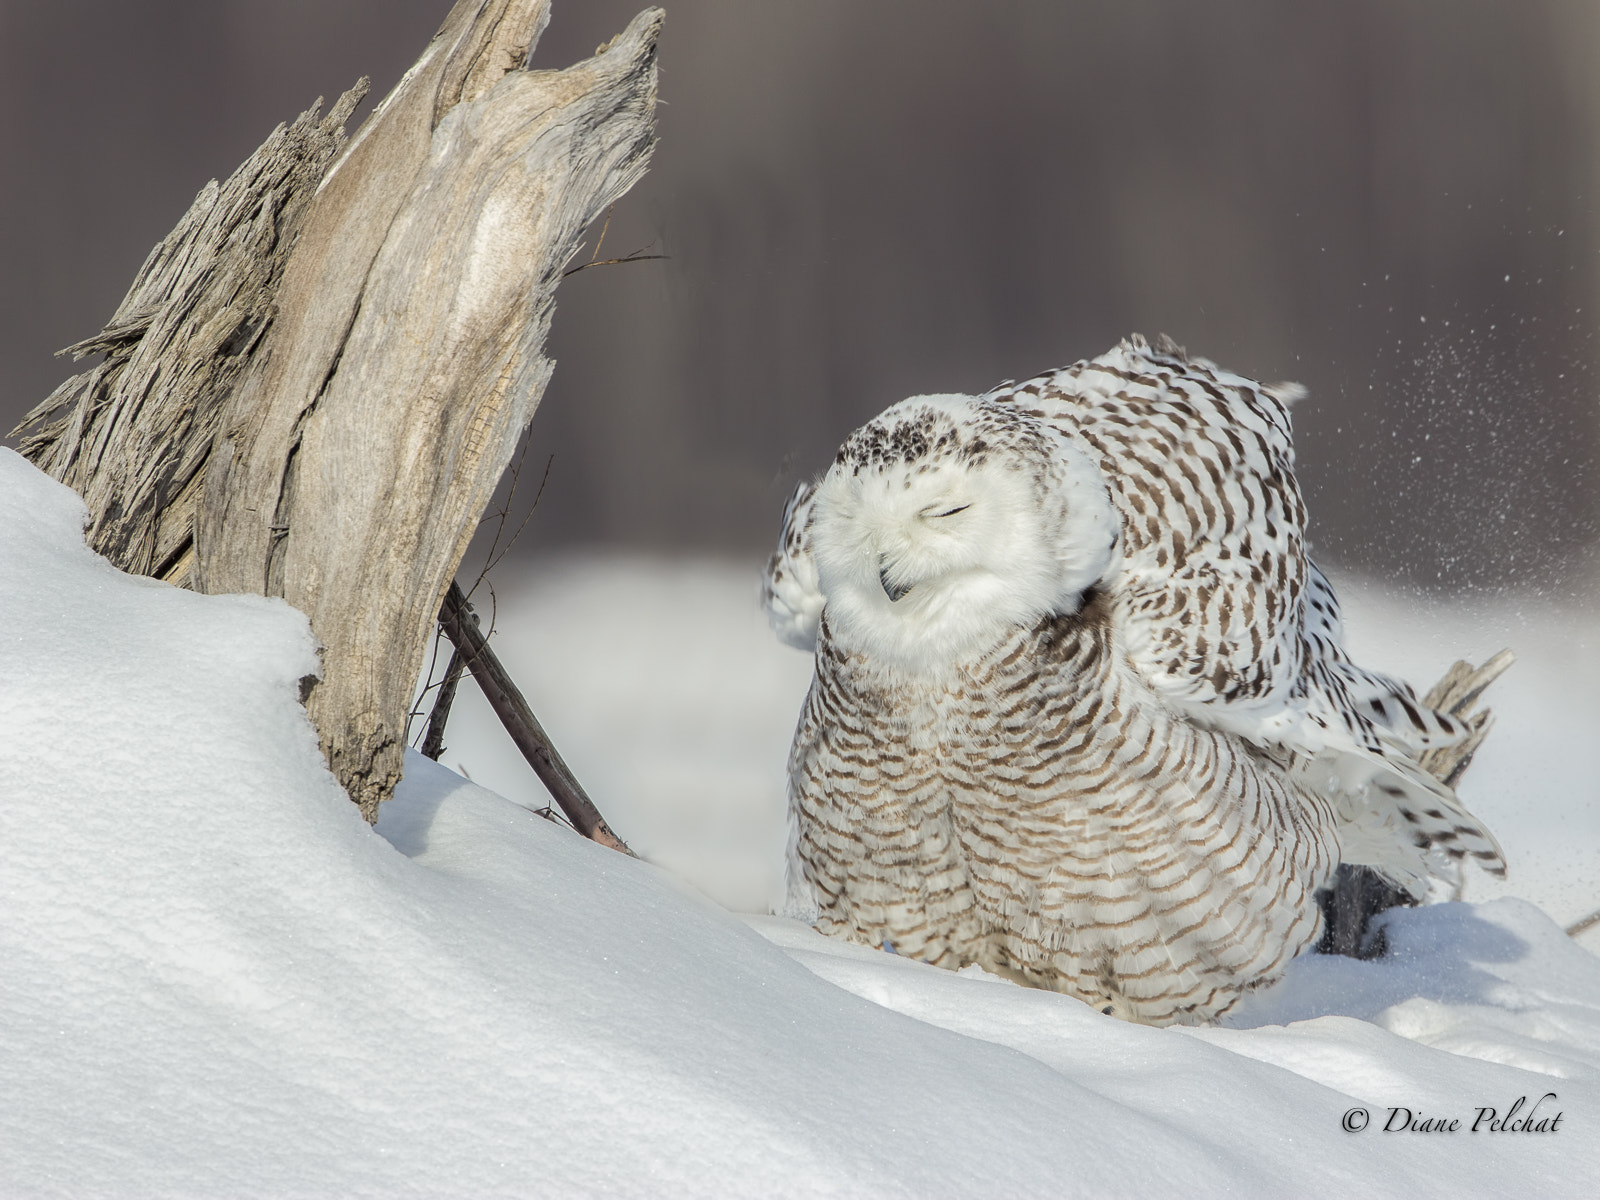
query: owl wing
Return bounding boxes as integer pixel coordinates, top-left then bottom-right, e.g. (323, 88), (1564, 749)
(987, 334), (1312, 722)
(988, 335), (1503, 890)
(762, 479), (824, 651)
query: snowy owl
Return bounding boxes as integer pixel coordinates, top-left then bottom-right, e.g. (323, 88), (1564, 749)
(762, 334), (1505, 1026)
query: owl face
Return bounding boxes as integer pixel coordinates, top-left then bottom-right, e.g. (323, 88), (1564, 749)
(810, 395), (1117, 673)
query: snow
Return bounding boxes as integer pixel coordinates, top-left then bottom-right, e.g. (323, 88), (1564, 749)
(4, 444), (1599, 1197)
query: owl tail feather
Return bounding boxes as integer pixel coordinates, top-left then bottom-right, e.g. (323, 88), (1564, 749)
(1319, 650), (1512, 899)
(1331, 759), (1505, 899)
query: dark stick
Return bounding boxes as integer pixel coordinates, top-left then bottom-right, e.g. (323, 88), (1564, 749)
(419, 645), (466, 761)
(437, 581), (633, 855)
(1567, 909), (1600, 939)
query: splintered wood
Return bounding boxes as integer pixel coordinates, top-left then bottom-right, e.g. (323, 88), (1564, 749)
(13, 85), (368, 586)
(13, 0), (662, 824)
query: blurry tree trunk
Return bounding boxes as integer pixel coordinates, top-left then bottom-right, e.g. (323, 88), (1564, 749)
(12, 0), (661, 824)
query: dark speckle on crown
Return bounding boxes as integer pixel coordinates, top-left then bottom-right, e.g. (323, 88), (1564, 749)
(836, 400), (1046, 475)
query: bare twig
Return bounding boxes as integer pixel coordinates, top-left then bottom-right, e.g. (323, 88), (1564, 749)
(419, 646), (467, 760)
(1566, 909), (1600, 939)
(469, 433), (536, 585)
(406, 436), (551, 750)
(481, 453), (555, 583)
(404, 625), (450, 744)
(437, 581), (633, 855)
(560, 210), (667, 280)
(562, 250), (669, 277)
(584, 204), (615, 265)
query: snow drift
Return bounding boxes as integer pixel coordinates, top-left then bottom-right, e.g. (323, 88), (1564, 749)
(2, 446), (1597, 1197)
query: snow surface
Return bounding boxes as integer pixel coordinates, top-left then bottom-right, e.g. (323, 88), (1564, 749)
(4, 445), (1599, 1197)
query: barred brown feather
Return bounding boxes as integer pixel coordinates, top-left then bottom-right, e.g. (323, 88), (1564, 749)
(768, 335), (1505, 1026)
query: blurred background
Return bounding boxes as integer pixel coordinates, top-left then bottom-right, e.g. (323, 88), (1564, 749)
(3, 0), (1597, 590)
(3, 1), (1596, 929)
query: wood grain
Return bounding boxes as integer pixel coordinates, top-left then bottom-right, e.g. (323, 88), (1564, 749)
(14, 0), (662, 823)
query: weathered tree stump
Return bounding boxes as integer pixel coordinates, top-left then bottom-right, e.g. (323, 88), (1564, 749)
(13, 0), (662, 825)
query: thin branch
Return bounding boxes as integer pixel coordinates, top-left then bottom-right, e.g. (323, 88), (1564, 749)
(1566, 909), (1600, 939)
(465, 437), (552, 609)
(469, 432), (537, 599)
(404, 625), (450, 745)
(419, 646), (467, 760)
(483, 453), (555, 579)
(562, 250), (669, 277)
(560, 205), (671, 277)
(437, 581), (632, 855)
(530, 803), (575, 831)
(587, 204), (615, 265)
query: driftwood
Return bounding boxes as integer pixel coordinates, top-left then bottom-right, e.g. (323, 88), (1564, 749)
(437, 583), (632, 852)
(1319, 649), (1514, 958)
(13, 85), (369, 581)
(14, 0), (661, 833)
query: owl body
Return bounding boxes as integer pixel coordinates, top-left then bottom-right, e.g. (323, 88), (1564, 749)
(767, 335), (1504, 1025)
(792, 596), (1341, 1024)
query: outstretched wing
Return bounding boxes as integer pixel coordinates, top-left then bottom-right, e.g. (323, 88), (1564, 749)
(987, 335), (1503, 889)
(1296, 563), (1472, 761)
(987, 334), (1313, 722)
(762, 480), (824, 651)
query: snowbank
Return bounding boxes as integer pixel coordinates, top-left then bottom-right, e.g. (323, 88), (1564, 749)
(3, 447), (1598, 1197)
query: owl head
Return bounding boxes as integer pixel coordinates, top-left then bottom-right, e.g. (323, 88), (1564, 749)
(810, 394), (1118, 672)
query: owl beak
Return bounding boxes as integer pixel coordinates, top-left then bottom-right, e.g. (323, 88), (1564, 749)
(879, 561), (911, 602)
